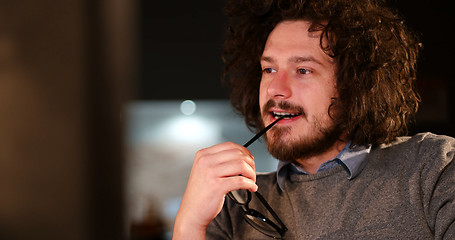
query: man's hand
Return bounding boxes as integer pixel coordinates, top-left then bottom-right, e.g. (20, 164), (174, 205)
(173, 142), (258, 239)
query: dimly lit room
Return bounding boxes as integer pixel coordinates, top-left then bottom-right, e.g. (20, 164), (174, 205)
(0, 0), (453, 239)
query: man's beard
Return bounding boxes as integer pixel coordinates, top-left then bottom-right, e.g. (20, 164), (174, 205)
(262, 100), (344, 163)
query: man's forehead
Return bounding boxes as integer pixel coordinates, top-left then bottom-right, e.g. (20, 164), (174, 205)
(261, 20), (334, 65)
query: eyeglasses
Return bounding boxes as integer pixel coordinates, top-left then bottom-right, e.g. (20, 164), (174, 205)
(228, 190), (288, 239)
(227, 116), (288, 238)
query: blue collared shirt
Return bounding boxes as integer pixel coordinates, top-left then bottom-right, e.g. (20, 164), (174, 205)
(276, 141), (371, 191)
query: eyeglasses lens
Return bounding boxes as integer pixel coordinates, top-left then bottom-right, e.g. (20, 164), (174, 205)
(243, 212), (283, 239)
(228, 189), (250, 204)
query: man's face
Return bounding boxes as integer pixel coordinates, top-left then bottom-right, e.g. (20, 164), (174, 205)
(259, 20), (343, 162)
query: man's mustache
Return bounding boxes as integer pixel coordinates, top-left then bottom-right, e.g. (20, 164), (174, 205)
(262, 99), (305, 117)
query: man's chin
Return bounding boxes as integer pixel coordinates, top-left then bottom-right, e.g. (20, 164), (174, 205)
(265, 126), (344, 162)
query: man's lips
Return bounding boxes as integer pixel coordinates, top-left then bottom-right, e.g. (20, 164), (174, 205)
(270, 111), (302, 120)
(262, 100), (304, 124)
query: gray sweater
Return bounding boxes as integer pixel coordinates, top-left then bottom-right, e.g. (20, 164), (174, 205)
(207, 133), (455, 239)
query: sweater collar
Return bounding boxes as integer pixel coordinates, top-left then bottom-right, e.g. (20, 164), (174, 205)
(276, 141), (371, 191)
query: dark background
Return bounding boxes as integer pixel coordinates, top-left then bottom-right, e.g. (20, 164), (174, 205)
(0, 1), (452, 240)
(138, 1), (228, 100)
(138, 0), (454, 137)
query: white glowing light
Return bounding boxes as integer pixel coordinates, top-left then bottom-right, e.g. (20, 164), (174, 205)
(165, 116), (219, 144)
(180, 100), (196, 115)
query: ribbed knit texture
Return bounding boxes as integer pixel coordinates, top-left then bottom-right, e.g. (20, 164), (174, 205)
(207, 133), (455, 239)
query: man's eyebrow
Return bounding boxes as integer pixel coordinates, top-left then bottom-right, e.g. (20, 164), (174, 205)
(260, 55), (323, 65)
(260, 56), (275, 63)
(289, 56), (323, 65)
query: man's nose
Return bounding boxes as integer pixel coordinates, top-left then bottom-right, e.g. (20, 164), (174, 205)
(267, 72), (292, 99)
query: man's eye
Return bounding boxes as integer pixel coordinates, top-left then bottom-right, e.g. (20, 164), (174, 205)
(298, 68), (311, 74)
(263, 68), (276, 74)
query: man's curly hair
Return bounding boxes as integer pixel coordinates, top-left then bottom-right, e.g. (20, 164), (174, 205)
(222, 0), (421, 146)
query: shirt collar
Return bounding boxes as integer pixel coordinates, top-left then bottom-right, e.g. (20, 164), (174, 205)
(276, 141), (371, 191)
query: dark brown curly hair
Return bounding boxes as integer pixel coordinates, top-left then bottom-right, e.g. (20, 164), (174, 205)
(222, 0), (421, 146)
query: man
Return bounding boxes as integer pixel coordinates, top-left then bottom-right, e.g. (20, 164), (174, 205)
(173, 0), (455, 239)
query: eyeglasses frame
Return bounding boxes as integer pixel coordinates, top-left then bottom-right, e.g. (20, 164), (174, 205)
(228, 190), (288, 239)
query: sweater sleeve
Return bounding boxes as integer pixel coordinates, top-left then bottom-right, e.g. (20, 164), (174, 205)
(206, 173), (277, 239)
(206, 197), (234, 239)
(430, 158), (455, 240)
(420, 134), (455, 239)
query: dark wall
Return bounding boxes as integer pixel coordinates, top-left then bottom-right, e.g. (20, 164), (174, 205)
(0, 0), (135, 239)
(139, 0), (454, 137)
(391, 0), (454, 137)
(139, 1), (228, 100)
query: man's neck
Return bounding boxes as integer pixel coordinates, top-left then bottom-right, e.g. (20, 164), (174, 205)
(295, 139), (348, 174)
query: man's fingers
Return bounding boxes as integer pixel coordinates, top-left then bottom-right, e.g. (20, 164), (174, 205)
(220, 175), (259, 193)
(196, 144), (255, 172)
(215, 158), (257, 182)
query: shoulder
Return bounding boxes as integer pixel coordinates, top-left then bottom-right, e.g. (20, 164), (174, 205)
(381, 132), (454, 159)
(411, 132), (455, 154)
(368, 132), (455, 174)
(394, 132), (454, 147)
(373, 132), (453, 154)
